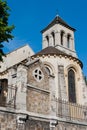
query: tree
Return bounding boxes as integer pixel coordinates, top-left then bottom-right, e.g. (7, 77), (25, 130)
(0, 0), (14, 61)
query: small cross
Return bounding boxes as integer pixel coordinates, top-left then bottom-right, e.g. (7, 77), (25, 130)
(56, 9), (59, 16)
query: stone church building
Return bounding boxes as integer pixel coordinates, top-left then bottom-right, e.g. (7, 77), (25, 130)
(0, 15), (87, 130)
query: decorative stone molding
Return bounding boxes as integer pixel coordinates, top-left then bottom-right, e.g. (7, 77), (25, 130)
(50, 120), (58, 128)
(17, 114), (28, 124)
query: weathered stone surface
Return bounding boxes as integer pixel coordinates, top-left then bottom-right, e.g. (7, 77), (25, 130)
(27, 88), (50, 115)
(58, 65), (67, 100)
(27, 61), (50, 115)
(27, 61), (49, 91)
(0, 112), (16, 130)
(0, 15), (87, 130)
(25, 120), (50, 130)
(56, 121), (87, 130)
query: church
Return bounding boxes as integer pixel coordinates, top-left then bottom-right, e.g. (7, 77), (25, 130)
(0, 15), (87, 130)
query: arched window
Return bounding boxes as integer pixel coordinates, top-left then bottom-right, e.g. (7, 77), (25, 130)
(51, 32), (55, 46)
(46, 36), (49, 46)
(44, 64), (53, 76)
(67, 34), (71, 48)
(68, 69), (76, 103)
(45, 67), (51, 75)
(60, 31), (64, 45)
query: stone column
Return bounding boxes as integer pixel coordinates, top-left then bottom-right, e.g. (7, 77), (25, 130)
(49, 75), (56, 116)
(16, 65), (27, 110)
(63, 34), (67, 48)
(49, 34), (53, 46)
(58, 65), (70, 118)
(42, 37), (48, 49)
(69, 37), (72, 50)
(49, 75), (58, 130)
(58, 65), (67, 100)
(55, 31), (60, 46)
(71, 38), (75, 51)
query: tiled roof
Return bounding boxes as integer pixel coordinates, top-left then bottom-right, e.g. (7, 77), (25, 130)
(41, 16), (75, 33)
(32, 46), (83, 68)
(35, 46), (66, 56)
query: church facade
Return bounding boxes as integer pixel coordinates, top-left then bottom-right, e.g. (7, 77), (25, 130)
(0, 16), (87, 130)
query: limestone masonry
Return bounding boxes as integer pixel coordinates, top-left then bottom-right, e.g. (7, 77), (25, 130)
(0, 16), (87, 130)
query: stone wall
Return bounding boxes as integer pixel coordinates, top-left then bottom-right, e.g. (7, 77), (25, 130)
(27, 61), (49, 91)
(25, 119), (50, 130)
(56, 121), (87, 130)
(27, 88), (49, 115)
(27, 61), (50, 115)
(0, 111), (16, 130)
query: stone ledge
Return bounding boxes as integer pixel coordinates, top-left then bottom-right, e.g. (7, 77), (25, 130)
(27, 83), (50, 94)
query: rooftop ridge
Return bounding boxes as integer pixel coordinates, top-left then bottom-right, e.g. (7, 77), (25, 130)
(41, 16), (75, 33)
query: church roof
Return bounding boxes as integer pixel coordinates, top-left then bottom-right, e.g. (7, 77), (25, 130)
(33, 46), (83, 68)
(35, 46), (66, 56)
(41, 16), (75, 33)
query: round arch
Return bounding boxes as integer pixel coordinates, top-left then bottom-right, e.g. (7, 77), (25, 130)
(65, 64), (80, 78)
(51, 31), (55, 46)
(43, 61), (55, 76)
(65, 64), (80, 103)
(60, 30), (65, 45)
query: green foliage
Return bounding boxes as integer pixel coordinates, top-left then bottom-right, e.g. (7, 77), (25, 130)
(0, 0), (14, 61)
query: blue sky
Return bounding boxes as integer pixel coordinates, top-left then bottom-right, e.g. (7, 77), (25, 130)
(3, 0), (87, 76)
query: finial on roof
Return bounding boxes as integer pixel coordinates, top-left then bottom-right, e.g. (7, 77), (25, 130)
(56, 9), (59, 17)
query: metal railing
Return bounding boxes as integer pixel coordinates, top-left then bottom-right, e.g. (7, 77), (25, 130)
(56, 99), (87, 122)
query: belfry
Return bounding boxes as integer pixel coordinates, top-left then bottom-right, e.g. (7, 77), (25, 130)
(0, 15), (87, 130)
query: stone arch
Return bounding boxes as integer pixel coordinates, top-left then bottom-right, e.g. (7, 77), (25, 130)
(43, 61), (55, 76)
(65, 64), (80, 78)
(67, 33), (72, 49)
(45, 35), (49, 46)
(51, 31), (55, 46)
(60, 30), (65, 45)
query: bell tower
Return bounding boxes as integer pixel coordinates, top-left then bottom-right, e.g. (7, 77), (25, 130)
(41, 15), (77, 58)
